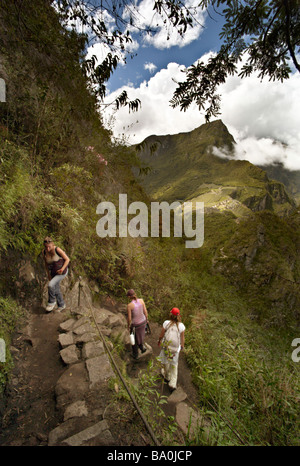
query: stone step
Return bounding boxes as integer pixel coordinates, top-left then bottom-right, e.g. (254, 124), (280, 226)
(175, 401), (210, 441)
(61, 420), (116, 446)
(48, 416), (116, 446)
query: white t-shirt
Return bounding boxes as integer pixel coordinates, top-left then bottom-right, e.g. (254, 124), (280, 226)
(159, 320), (185, 366)
(163, 320), (185, 335)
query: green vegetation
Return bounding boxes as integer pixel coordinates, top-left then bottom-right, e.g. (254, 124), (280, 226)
(0, 0), (299, 446)
(185, 308), (300, 445)
(107, 357), (180, 445)
(109, 229), (300, 445)
(260, 163), (300, 205)
(170, 0), (300, 120)
(0, 297), (23, 390)
(0, 0), (145, 392)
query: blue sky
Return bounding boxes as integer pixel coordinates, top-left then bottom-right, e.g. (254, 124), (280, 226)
(106, 11), (225, 93)
(83, 0), (300, 171)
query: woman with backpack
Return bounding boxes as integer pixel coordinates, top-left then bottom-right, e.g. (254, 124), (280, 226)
(158, 307), (185, 391)
(43, 237), (69, 312)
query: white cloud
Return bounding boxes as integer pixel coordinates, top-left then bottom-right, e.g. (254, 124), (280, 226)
(123, 0), (206, 50)
(213, 138), (300, 171)
(144, 62), (157, 73)
(102, 62), (205, 143)
(103, 57), (300, 171)
(63, 0), (206, 51)
(86, 37), (139, 68)
(219, 67), (300, 170)
(87, 42), (114, 65)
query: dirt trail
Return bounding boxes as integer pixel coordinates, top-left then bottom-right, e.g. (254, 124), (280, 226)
(0, 302), (199, 446)
(0, 304), (66, 445)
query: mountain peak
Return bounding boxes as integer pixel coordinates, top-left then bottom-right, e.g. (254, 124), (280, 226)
(141, 119), (235, 152)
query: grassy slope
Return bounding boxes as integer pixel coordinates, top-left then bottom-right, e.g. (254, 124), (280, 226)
(0, 0), (147, 390)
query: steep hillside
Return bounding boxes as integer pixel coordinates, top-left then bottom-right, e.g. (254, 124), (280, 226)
(134, 121), (300, 445)
(136, 120), (296, 217)
(258, 163), (300, 205)
(0, 0), (148, 390)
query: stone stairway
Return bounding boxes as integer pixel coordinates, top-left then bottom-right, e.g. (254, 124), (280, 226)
(48, 305), (124, 446)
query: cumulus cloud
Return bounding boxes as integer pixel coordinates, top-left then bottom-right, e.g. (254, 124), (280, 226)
(213, 139), (300, 171)
(83, 0), (206, 68)
(86, 37), (139, 68)
(218, 67), (300, 170)
(123, 0), (206, 49)
(86, 42), (112, 65)
(102, 63), (205, 143)
(144, 62), (157, 73)
(103, 56), (300, 171)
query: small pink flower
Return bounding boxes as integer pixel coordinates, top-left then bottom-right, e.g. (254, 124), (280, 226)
(97, 153), (108, 165)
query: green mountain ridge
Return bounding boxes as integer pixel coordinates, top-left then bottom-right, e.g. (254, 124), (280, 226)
(258, 162), (300, 205)
(136, 120), (297, 218)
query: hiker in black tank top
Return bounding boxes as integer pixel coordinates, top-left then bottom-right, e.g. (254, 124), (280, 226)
(43, 236), (70, 313)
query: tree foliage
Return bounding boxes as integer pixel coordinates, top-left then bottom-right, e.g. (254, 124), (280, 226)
(56, 0), (141, 109)
(170, 0), (300, 119)
(56, 1), (299, 120)
(2, 0), (299, 121)
(54, 0), (196, 111)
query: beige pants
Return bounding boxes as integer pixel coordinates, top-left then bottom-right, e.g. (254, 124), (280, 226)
(162, 363), (178, 390)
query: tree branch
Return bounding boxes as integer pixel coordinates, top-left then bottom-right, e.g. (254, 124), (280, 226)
(283, 0), (300, 72)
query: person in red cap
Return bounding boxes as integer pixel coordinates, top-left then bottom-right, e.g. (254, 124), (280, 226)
(157, 307), (185, 391)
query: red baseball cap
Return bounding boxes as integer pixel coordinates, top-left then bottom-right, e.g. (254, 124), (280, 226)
(171, 308), (180, 316)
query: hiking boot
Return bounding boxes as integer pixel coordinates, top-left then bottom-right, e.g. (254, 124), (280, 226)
(46, 302), (56, 312)
(57, 304), (66, 312)
(140, 346), (146, 354)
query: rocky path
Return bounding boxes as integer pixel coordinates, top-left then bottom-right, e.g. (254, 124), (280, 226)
(0, 305), (66, 445)
(0, 278), (206, 446)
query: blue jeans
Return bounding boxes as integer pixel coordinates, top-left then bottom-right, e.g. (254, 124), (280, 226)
(48, 270), (68, 307)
